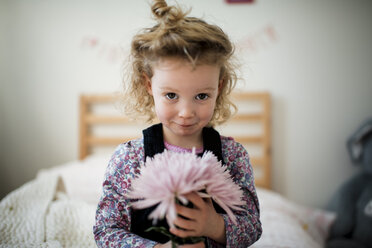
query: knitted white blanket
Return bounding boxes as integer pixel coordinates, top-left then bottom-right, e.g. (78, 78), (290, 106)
(0, 173), (97, 248)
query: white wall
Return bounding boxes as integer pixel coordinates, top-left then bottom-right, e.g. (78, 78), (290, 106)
(1, 0), (371, 208)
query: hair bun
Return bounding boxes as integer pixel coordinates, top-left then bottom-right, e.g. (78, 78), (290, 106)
(151, 0), (185, 26)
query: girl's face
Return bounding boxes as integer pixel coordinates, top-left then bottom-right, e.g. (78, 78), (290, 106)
(146, 58), (221, 148)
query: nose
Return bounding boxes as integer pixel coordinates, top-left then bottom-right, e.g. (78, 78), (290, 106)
(178, 101), (195, 119)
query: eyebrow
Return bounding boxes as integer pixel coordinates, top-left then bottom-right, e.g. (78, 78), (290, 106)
(159, 86), (176, 90)
(198, 87), (218, 91)
(159, 86), (217, 92)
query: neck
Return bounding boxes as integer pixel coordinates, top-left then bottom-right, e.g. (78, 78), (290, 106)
(162, 126), (203, 150)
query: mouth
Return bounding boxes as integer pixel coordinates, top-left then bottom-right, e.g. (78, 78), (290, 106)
(177, 123), (195, 128)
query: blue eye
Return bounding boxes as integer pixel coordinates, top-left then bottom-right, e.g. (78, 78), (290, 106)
(195, 93), (209, 100)
(165, 93), (178, 100)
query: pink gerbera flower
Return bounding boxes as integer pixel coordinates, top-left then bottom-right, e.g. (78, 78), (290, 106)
(127, 149), (245, 228)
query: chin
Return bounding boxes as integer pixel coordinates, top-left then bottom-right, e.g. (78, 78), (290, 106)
(177, 130), (198, 137)
(173, 125), (201, 137)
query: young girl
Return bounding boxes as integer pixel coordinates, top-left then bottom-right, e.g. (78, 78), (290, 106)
(93, 0), (262, 247)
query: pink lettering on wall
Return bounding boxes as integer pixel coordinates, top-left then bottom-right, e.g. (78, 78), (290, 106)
(236, 24), (279, 54)
(80, 24), (279, 64)
(80, 35), (127, 64)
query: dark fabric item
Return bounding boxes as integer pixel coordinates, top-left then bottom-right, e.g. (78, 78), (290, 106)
(131, 123), (226, 245)
(326, 238), (368, 248)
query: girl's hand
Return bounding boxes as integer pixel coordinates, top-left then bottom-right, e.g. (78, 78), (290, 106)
(170, 192), (226, 244)
(154, 241), (205, 248)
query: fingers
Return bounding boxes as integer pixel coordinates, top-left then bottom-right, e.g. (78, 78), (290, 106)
(182, 192), (206, 210)
(180, 242), (205, 248)
(170, 225), (196, 238)
(175, 192), (207, 220)
(172, 191), (218, 239)
(175, 202), (196, 219)
(173, 212), (196, 229)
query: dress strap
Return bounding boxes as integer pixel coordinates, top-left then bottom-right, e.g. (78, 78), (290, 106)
(202, 126), (224, 164)
(142, 123), (165, 162)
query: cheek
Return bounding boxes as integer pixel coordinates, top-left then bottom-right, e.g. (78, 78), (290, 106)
(154, 101), (172, 120)
(200, 102), (216, 120)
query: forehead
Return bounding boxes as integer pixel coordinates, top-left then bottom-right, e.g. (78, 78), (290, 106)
(151, 58), (220, 86)
(153, 56), (219, 69)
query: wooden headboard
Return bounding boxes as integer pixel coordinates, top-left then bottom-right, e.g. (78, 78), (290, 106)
(79, 92), (271, 189)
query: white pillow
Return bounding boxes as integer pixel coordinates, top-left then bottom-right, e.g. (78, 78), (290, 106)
(38, 154), (111, 205)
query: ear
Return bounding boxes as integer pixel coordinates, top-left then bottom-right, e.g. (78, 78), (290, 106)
(144, 73), (153, 95)
(218, 79), (224, 94)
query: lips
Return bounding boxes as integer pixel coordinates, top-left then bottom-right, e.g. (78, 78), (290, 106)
(179, 124), (193, 127)
(177, 123), (195, 128)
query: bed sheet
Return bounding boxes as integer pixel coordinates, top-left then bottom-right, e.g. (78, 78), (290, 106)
(254, 188), (335, 248)
(0, 155), (336, 247)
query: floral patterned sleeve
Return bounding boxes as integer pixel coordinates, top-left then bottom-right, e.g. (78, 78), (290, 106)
(207, 136), (262, 248)
(93, 139), (158, 248)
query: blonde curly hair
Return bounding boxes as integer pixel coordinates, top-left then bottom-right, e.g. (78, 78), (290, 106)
(122, 0), (237, 126)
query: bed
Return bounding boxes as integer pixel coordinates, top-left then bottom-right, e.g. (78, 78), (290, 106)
(0, 92), (335, 248)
